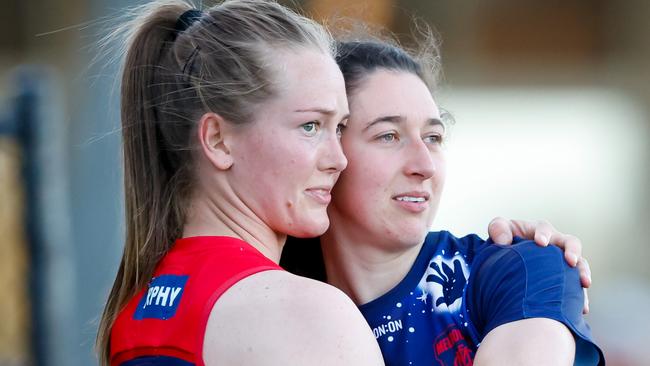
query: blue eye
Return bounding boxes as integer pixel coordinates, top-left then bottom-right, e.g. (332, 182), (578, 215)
(424, 134), (444, 145)
(378, 133), (397, 142)
(301, 121), (319, 136)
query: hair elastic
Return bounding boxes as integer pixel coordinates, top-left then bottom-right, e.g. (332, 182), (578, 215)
(175, 9), (203, 34)
(174, 9), (203, 75)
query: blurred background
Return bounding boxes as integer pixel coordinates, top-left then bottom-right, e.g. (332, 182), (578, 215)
(0, 0), (647, 365)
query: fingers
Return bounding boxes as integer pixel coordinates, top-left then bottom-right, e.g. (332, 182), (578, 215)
(500, 219), (553, 247)
(577, 256), (592, 288)
(529, 220), (554, 247)
(578, 257), (592, 314)
(488, 217), (513, 245)
(488, 218), (585, 267)
(525, 219), (582, 267)
(552, 234), (582, 267)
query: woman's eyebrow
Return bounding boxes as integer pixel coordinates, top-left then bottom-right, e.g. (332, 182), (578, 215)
(294, 107), (337, 115)
(294, 108), (349, 122)
(427, 118), (444, 128)
(363, 116), (443, 131)
(363, 115), (403, 131)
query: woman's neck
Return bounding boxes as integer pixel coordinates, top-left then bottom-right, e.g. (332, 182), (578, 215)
(182, 188), (286, 264)
(320, 224), (423, 306)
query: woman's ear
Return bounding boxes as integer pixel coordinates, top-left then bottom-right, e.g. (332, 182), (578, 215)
(198, 112), (234, 170)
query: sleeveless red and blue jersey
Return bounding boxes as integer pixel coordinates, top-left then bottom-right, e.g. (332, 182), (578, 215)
(110, 236), (282, 366)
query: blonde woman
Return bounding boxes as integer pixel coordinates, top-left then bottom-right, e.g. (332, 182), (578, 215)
(97, 1), (385, 365)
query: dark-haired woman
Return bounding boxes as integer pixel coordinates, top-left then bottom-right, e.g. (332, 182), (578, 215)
(282, 39), (604, 365)
(97, 1), (386, 365)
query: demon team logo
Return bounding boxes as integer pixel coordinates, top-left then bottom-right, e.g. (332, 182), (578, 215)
(433, 325), (474, 366)
(421, 253), (470, 313)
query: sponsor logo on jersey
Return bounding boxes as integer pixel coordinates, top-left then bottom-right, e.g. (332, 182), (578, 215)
(134, 274), (189, 320)
(372, 319), (403, 339)
(433, 324), (474, 366)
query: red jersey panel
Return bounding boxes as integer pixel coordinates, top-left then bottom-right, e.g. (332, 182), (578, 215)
(110, 236), (282, 366)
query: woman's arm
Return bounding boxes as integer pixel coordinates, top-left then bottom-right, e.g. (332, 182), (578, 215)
(475, 318), (575, 365)
(465, 241), (603, 366)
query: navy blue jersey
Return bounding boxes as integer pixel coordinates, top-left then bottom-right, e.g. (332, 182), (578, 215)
(358, 231), (604, 366)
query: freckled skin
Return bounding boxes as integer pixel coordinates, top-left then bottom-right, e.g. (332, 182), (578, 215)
(225, 50), (349, 238)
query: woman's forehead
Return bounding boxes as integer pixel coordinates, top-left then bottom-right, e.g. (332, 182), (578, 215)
(263, 49), (347, 114)
(347, 70), (439, 122)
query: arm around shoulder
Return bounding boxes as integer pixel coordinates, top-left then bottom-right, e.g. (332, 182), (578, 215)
(203, 270), (384, 365)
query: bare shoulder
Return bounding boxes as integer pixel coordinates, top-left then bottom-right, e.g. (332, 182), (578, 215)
(203, 270), (384, 366)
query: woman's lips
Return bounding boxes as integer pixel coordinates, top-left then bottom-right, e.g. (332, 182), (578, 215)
(305, 188), (332, 205)
(392, 192), (430, 213)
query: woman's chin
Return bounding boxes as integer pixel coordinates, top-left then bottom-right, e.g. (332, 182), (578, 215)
(287, 217), (330, 238)
(386, 224), (429, 248)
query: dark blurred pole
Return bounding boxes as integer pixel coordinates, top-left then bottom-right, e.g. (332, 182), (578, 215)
(16, 71), (45, 366)
(0, 70), (43, 365)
